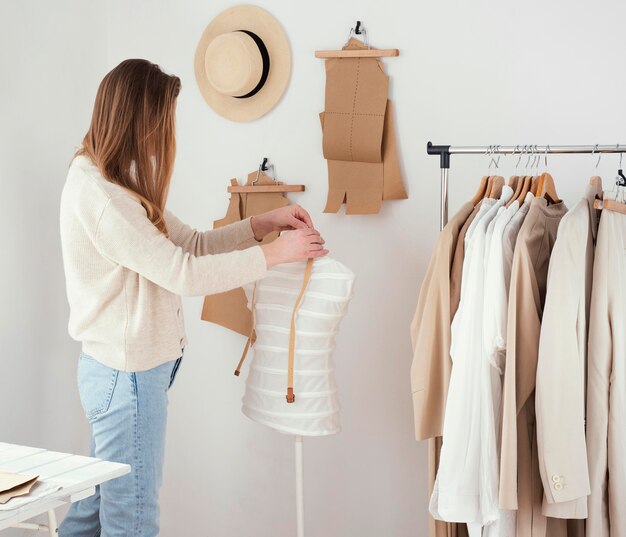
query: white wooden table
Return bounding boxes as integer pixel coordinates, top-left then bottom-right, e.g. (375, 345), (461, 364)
(0, 442), (130, 535)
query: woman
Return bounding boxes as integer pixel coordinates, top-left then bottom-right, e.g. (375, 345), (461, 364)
(58, 59), (327, 537)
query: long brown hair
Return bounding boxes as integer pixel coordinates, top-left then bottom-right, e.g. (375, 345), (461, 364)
(76, 59), (181, 234)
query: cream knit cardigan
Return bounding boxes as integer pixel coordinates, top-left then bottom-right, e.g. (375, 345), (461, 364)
(60, 155), (267, 372)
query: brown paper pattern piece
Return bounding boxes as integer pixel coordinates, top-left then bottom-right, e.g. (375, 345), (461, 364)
(320, 38), (407, 214)
(201, 172), (289, 337)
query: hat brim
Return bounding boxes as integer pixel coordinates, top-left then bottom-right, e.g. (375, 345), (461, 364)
(194, 5), (291, 122)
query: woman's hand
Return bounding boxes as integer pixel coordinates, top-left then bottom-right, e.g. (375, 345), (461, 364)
(261, 229), (328, 267)
(250, 205), (314, 241)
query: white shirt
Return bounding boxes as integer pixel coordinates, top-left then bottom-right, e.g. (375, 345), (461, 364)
(430, 186), (513, 533)
(480, 192), (533, 537)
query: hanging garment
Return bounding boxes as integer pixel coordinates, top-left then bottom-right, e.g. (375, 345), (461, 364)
(450, 203), (482, 318)
(240, 257), (355, 436)
(409, 201), (474, 537)
(499, 197), (569, 537)
(536, 185), (599, 520)
(201, 172), (289, 337)
(410, 201), (474, 441)
(430, 186), (514, 534)
(480, 195), (535, 537)
(478, 191), (533, 535)
(428, 437), (469, 537)
(586, 193), (626, 537)
(320, 38), (407, 214)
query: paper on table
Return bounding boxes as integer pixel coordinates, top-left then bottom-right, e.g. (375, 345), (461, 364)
(0, 481), (62, 518)
(0, 472), (39, 504)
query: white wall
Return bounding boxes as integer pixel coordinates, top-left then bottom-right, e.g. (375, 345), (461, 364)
(3, 0), (626, 536)
(0, 1), (107, 535)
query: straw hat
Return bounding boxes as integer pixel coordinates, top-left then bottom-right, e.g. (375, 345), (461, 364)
(194, 5), (291, 122)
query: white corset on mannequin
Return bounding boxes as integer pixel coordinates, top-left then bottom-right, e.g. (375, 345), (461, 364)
(241, 257), (355, 436)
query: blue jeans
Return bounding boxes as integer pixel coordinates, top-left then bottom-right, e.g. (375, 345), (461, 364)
(59, 352), (183, 537)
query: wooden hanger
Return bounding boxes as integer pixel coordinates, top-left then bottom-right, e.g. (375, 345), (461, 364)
(593, 196), (626, 215)
(315, 22), (399, 58)
(227, 159), (305, 194)
(517, 176), (533, 203)
(537, 172), (561, 204)
(488, 176), (504, 199)
(470, 176), (490, 206)
(589, 175), (603, 198)
(315, 48), (399, 58)
(593, 174), (626, 214)
(530, 176), (540, 196)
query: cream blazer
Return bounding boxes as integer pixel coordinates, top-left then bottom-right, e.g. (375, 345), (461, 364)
(535, 186), (598, 519)
(586, 200), (626, 537)
(500, 197), (569, 537)
(410, 204), (474, 537)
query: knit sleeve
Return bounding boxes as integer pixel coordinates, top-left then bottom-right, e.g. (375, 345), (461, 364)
(164, 209), (260, 256)
(94, 195), (267, 297)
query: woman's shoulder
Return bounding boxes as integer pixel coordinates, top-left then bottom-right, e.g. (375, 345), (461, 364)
(66, 154), (133, 203)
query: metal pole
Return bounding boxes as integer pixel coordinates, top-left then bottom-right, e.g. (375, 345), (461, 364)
(438, 143), (626, 156)
(295, 435), (304, 537)
(440, 168), (449, 230)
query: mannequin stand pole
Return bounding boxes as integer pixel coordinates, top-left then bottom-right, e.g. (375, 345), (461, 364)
(295, 435), (304, 537)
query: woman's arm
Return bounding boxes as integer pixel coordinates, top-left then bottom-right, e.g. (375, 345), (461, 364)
(164, 209), (259, 256)
(94, 195), (267, 296)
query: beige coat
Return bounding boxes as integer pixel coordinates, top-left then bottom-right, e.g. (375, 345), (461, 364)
(450, 204), (481, 319)
(410, 202), (474, 441)
(586, 201), (626, 537)
(499, 198), (569, 537)
(535, 187), (598, 519)
(410, 202), (473, 537)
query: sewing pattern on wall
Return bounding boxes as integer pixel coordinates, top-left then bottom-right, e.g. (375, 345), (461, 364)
(201, 159), (304, 337)
(316, 22), (408, 214)
(237, 257), (355, 436)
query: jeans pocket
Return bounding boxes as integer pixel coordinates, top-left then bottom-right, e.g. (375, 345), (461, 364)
(77, 353), (119, 421)
(168, 357), (183, 390)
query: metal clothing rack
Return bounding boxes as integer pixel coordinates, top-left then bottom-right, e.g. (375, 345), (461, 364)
(427, 142), (626, 231)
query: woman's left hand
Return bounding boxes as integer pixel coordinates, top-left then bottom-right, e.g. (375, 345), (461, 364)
(251, 205), (314, 241)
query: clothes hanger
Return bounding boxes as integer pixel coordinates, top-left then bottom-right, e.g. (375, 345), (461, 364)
(484, 145), (504, 198)
(537, 173), (560, 203)
(517, 146), (537, 204)
(589, 175), (603, 198)
(593, 149), (626, 214)
(470, 176), (489, 206)
(489, 176), (505, 198)
(474, 146), (495, 201)
(535, 145), (560, 203)
(506, 146), (526, 207)
(227, 158), (306, 193)
(524, 145), (542, 200)
(525, 145), (540, 195)
(593, 181), (626, 214)
(315, 22), (400, 58)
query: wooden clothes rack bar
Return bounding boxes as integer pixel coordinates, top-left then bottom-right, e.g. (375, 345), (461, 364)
(426, 142), (626, 231)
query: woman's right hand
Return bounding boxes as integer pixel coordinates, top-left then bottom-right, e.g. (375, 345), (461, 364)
(261, 229), (329, 267)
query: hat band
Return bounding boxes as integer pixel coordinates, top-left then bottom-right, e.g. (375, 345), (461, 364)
(233, 30), (270, 99)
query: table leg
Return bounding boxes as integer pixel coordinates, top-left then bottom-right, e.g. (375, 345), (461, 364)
(47, 510), (57, 536)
